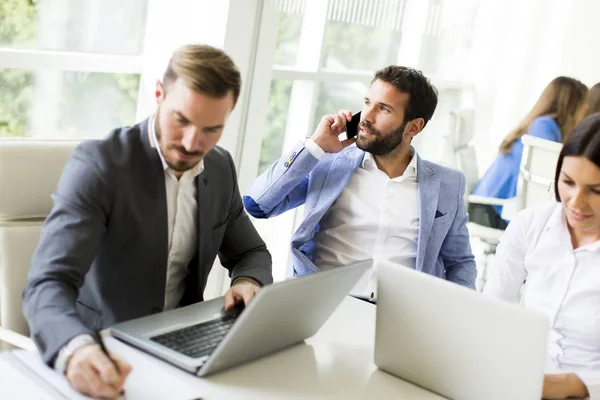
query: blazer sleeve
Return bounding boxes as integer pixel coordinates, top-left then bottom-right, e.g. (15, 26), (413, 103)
(22, 143), (112, 365)
(243, 141), (319, 218)
(440, 172), (477, 288)
(218, 151), (273, 286)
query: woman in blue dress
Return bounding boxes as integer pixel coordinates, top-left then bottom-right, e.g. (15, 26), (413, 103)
(470, 77), (589, 229)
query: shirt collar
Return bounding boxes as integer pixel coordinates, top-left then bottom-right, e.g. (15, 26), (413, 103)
(544, 203), (567, 232)
(361, 146), (418, 179)
(148, 114), (204, 179)
(581, 240), (600, 252)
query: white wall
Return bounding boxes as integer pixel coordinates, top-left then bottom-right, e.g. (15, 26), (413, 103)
(557, 0), (600, 86)
(469, 0), (579, 174)
(466, 0), (598, 176)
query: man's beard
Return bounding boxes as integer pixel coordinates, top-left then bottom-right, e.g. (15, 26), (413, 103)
(356, 120), (407, 156)
(155, 109), (204, 172)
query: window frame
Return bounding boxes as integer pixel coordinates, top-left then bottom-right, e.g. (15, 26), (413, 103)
(236, 0), (477, 281)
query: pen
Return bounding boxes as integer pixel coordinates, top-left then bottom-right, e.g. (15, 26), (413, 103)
(97, 335), (126, 395)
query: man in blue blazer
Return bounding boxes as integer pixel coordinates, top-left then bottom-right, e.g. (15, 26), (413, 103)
(244, 66), (476, 298)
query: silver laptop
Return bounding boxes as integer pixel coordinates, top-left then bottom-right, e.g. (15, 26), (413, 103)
(374, 261), (549, 400)
(111, 261), (369, 377)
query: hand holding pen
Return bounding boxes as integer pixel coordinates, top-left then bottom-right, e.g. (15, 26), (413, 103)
(65, 337), (133, 398)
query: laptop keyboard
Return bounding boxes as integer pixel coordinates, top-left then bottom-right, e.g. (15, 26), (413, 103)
(150, 308), (242, 359)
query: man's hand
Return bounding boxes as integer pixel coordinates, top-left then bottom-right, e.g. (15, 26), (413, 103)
(224, 278), (261, 311)
(542, 373), (589, 399)
(66, 344), (132, 399)
(310, 110), (357, 153)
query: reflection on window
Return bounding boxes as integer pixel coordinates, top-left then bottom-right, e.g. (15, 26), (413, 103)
(270, 0), (478, 76)
(0, 68), (140, 138)
(0, 0), (149, 55)
(273, 0), (304, 66)
(321, 0), (406, 71)
(0, 68), (31, 137)
(418, 0), (478, 77)
(258, 80), (293, 174)
(414, 87), (465, 163)
(313, 81), (368, 131)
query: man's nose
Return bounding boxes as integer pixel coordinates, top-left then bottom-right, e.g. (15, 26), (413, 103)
(361, 106), (375, 125)
(180, 127), (202, 153)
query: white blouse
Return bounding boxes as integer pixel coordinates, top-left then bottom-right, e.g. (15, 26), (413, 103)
(484, 202), (600, 386)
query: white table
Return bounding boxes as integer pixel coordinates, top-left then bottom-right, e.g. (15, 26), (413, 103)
(0, 297), (446, 400)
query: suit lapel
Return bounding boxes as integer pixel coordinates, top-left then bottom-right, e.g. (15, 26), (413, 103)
(416, 157), (440, 271)
(139, 118), (169, 302)
(307, 150), (364, 223)
(196, 172), (211, 269)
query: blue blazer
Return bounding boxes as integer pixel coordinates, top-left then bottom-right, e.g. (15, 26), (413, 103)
(244, 141), (476, 288)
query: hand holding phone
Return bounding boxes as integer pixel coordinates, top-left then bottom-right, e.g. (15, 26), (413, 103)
(310, 110), (357, 154)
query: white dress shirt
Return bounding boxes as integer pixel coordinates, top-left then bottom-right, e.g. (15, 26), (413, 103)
(149, 115), (203, 311)
(484, 202), (600, 386)
(311, 145), (419, 300)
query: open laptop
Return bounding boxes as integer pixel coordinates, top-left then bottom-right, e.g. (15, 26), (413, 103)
(374, 261), (549, 400)
(111, 261), (369, 377)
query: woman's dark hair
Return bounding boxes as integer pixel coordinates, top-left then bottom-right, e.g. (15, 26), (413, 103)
(554, 113), (600, 201)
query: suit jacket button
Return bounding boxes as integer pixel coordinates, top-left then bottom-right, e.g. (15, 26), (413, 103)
(151, 307), (161, 314)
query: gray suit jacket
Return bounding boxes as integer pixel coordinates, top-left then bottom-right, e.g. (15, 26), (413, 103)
(22, 118), (272, 365)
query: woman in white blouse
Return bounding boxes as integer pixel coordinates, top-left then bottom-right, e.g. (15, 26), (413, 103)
(484, 113), (600, 399)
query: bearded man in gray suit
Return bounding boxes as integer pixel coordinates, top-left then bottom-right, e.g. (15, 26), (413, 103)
(22, 44), (272, 398)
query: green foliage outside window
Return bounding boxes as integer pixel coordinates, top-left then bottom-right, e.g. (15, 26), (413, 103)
(0, 0), (140, 138)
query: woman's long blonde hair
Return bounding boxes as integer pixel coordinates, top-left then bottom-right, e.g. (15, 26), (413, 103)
(499, 77), (588, 154)
(586, 82), (600, 117)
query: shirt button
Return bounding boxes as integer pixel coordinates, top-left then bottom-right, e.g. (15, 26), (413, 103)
(370, 292), (375, 299)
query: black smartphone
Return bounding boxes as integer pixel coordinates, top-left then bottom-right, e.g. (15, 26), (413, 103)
(345, 111), (361, 139)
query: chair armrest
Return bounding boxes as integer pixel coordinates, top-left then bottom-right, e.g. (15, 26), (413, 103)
(0, 327), (36, 351)
(468, 195), (510, 207)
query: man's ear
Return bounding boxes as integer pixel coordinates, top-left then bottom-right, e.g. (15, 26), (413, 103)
(404, 118), (425, 139)
(155, 80), (165, 106)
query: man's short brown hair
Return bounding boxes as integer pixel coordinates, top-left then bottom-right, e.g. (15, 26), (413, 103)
(163, 44), (241, 106)
(373, 66), (438, 128)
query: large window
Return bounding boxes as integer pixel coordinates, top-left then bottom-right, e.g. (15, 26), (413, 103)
(0, 0), (148, 138)
(239, 0), (480, 280)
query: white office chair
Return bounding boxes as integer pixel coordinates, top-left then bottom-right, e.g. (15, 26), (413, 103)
(0, 139), (80, 350)
(514, 134), (562, 213)
(450, 109), (509, 290)
(506, 134), (562, 302)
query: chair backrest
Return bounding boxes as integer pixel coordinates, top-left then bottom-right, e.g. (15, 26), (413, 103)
(516, 135), (562, 212)
(0, 139), (80, 336)
(450, 108), (479, 197)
